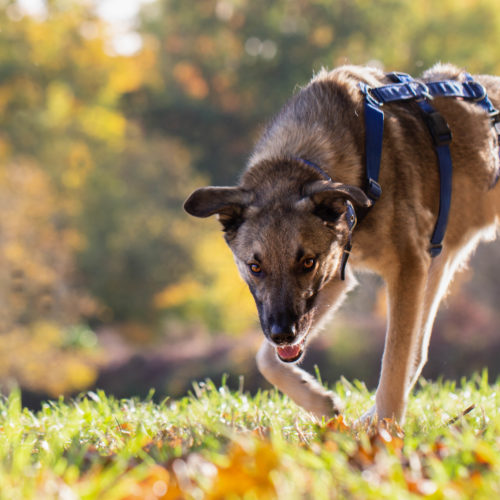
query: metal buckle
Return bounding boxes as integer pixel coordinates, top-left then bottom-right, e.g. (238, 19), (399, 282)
(408, 81), (433, 101)
(339, 236), (352, 281)
(429, 244), (443, 258)
(490, 111), (500, 134)
(367, 178), (382, 201)
(425, 111), (452, 146)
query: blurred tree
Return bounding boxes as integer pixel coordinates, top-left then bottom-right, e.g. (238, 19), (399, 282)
(0, 0), (138, 321)
(0, 159), (105, 395)
(0, 0), (203, 326)
(154, 230), (257, 334)
(0, 161), (80, 329)
(78, 132), (205, 322)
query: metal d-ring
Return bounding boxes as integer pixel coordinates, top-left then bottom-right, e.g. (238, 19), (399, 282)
(359, 82), (384, 107)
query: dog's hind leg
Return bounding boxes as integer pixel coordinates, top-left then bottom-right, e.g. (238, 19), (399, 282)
(409, 222), (497, 390)
(408, 250), (460, 390)
(256, 341), (342, 420)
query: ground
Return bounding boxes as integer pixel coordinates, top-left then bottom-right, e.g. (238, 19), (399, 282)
(0, 372), (499, 499)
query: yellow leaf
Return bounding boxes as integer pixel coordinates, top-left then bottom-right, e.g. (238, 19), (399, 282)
(207, 441), (278, 500)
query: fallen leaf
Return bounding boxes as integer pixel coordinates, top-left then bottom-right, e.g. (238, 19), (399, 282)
(325, 415), (351, 433)
(207, 441), (278, 500)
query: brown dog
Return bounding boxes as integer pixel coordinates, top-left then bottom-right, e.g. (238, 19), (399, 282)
(184, 64), (500, 423)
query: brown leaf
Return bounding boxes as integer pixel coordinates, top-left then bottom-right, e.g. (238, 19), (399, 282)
(325, 415), (350, 433)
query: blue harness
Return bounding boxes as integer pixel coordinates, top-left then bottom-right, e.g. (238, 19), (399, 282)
(360, 71), (500, 257)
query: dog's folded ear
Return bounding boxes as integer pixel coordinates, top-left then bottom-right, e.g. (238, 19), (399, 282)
(303, 181), (373, 208)
(301, 181), (372, 223)
(184, 186), (251, 232)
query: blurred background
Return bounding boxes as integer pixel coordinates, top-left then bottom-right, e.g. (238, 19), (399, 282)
(0, 0), (499, 407)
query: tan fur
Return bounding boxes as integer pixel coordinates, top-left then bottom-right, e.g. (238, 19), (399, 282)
(185, 64), (500, 422)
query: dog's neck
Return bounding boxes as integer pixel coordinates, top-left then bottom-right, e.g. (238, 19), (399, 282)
(240, 159), (318, 207)
(246, 76), (367, 188)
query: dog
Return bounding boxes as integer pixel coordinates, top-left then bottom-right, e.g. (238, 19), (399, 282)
(184, 64), (500, 423)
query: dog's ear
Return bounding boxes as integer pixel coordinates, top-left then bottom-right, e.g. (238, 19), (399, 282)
(302, 180), (372, 222)
(184, 186), (251, 232)
(303, 181), (372, 207)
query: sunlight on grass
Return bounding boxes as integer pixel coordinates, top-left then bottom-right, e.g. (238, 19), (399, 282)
(0, 372), (499, 498)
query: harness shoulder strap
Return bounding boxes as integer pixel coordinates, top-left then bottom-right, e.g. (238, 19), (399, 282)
(387, 72), (453, 257)
(361, 87), (384, 203)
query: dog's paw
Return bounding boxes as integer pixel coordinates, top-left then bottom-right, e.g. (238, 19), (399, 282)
(356, 405), (377, 426)
(307, 391), (344, 421)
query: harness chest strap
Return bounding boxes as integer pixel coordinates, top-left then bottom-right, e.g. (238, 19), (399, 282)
(359, 72), (500, 258)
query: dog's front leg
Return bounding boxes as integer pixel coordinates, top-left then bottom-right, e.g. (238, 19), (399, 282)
(256, 268), (356, 420)
(374, 259), (428, 422)
(256, 341), (342, 420)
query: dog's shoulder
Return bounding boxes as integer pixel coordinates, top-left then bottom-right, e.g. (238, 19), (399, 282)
(309, 64), (386, 90)
(420, 62), (464, 82)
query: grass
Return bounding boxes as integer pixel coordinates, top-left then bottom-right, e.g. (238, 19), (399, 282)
(0, 372), (499, 499)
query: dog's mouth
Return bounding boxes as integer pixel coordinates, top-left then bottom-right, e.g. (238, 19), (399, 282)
(276, 339), (305, 363)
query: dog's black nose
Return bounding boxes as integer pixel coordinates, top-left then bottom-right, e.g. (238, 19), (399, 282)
(270, 324), (296, 345)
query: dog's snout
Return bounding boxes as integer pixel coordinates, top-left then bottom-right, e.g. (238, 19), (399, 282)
(270, 324), (296, 345)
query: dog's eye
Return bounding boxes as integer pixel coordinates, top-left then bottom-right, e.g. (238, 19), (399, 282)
(313, 205), (342, 223)
(249, 263), (262, 275)
(302, 258), (316, 272)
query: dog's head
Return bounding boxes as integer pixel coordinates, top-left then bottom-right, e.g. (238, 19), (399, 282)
(184, 172), (371, 363)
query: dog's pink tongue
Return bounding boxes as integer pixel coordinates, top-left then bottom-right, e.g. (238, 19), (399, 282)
(277, 344), (301, 361)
